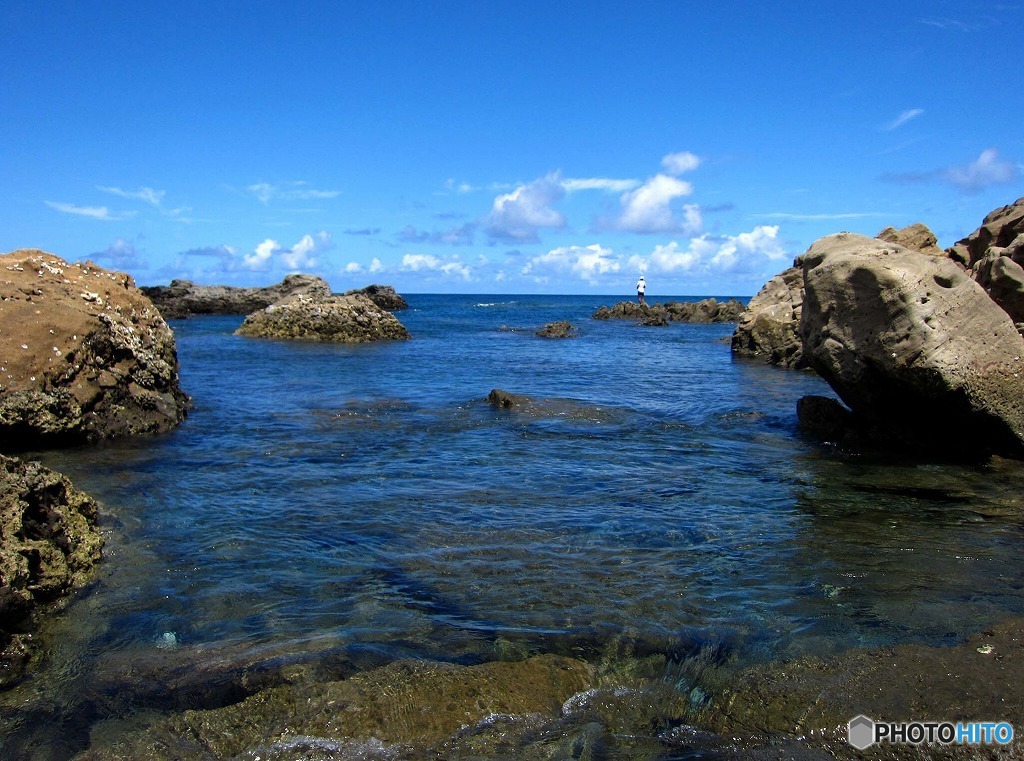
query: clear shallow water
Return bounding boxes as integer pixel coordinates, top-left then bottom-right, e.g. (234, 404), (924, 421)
(5, 293), (1024, 757)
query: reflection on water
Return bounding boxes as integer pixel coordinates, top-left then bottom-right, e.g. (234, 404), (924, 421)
(3, 295), (1024, 758)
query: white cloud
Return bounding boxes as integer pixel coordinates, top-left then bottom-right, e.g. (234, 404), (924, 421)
(96, 185), (165, 206)
(345, 261), (364, 274)
(521, 244), (620, 285)
(483, 172), (566, 242)
(884, 108), (924, 131)
(281, 231), (333, 270)
(661, 151), (701, 175)
(89, 237), (144, 269)
(245, 238), (281, 268)
(45, 201), (135, 221)
(945, 148), (1019, 192)
(562, 177), (640, 193)
(614, 174), (698, 234)
(248, 181), (340, 204)
(369, 257), (383, 273)
(401, 253), (470, 279)
(629, 226), (785, 277)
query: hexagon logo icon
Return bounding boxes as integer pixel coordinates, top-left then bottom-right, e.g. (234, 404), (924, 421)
(848, 715), (875, 749)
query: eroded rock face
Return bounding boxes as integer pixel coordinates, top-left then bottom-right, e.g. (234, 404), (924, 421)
(876, 222), (945, 257)
(592, 298), (745, 323)
(950, 197), (1024, 325)
(0, 250), (191, 449)
(798, 233), (1024, 458)
(77, 654), (596, 760)
(141, 274), (332, 319)
(235, 293), (411, 342)
(730, 266), (806, 368)
(0, 454), (102, 688)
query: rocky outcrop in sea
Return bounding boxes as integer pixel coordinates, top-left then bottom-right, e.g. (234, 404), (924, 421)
(0, 250), (192, 449)
(140, 274), (332, 319)
(0, 454), (103, 688)
(592, 298), (745, 323)
(535, 320), (578, 338)
(343, 284), (409, 311)
(235, 292), (411, 342)
(732, 198), (1024, 459)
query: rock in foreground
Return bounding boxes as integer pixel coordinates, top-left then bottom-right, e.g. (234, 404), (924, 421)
(799, 233), (1024, 458)
(1, 454), (102, 688)
(77, 654), (595, 760)
(730, 266), (806, 368)
(0, 250), (191, 449)
(235, 293), (411, 342)
(140, 274), (332, 319)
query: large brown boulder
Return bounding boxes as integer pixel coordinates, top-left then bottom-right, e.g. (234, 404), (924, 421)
(1, 454), (102, 687)
(876, 221), (945, 256)
(730, 266), (806, 368)
(0, 250), (191, 449)
(798, 233), (1024, 458)
(141, 274), (332, 319)
(949, 197), (1024, 325)
(235, 293), (411, 342)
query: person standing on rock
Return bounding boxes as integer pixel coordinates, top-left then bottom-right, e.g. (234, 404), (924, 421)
(636, 275), (646, 305)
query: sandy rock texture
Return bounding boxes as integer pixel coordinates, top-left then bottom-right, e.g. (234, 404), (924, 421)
(0, 250), (191, 449)
(798, 233), (1024, 458)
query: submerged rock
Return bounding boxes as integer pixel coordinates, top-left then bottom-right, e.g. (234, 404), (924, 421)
(0, 249), (191, 449)
(235, 293), (411, 343)
(799, 233), (1024, 458)
(593, 298), (745, 323)
(699, 618), (1024, 758)
(535, 320), (578, 338)
(140, 274), (332, 319)
(78, 654), (596, 760)
(0, 454), (102, 688)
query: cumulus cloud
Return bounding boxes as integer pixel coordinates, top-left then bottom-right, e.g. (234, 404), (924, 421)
(708, 226), (785, 271)
(401, 253), (471, 279)
(45, 201), (135, 221)
(945, 148), (1019, 192)
(245, 238), (281, 268)
(884, 108), (924, 131)
(483, 172), (566, 243)
(881, 148), (1019, 193)
(661, 151), (701, 175)
(611, 175), (700, 234)
(521, 244), (620, 285)
(282, 231), (333, 270)
(629, 226), (785, 277)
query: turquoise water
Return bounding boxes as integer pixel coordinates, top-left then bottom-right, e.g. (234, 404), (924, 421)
(4, 294), (1024, 758)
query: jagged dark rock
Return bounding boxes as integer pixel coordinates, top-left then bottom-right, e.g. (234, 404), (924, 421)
(535, 321), (577, 338)
(344, 284), (408, 311)
(592, 298), (745, 323)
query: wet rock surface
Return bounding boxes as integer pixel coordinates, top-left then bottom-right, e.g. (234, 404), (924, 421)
(0, 249), (191, 449)
(0, 454), (102, 689)
(699, 618), (1024, 759)
(235, 293), (411, 343)
(140, 274), (332, 319)
(76, 654), (596, 760)
(592, 298), (746, 323)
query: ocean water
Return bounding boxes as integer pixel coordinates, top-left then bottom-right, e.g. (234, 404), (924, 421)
(5, 293), (1024, 758)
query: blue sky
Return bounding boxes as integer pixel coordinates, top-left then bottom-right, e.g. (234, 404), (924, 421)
(2, 1), (1021, 296)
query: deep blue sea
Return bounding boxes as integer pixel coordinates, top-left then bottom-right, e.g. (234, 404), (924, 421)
(6, 293), (1024, 758)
